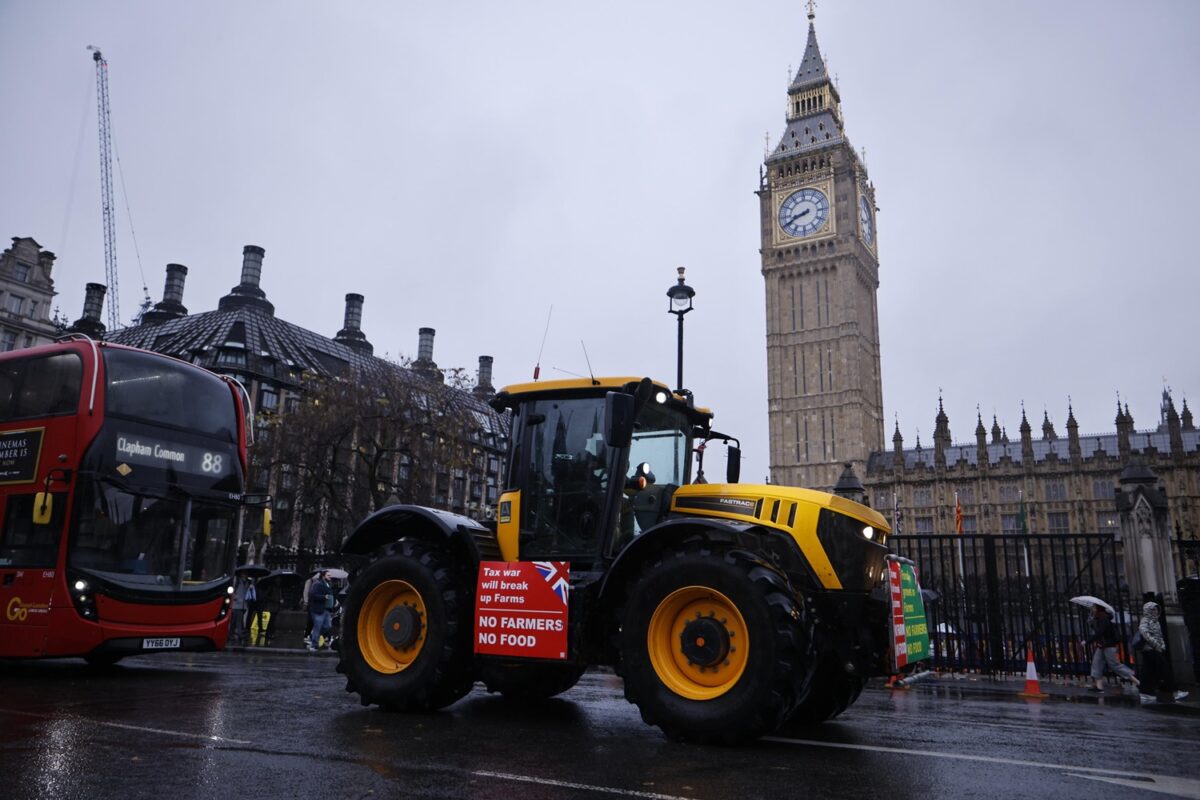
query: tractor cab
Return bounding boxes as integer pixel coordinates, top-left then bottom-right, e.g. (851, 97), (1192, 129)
(488, 377), (735, 566)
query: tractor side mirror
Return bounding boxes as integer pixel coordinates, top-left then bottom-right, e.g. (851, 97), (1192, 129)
(726, 446), (741, 484)
(33, 492), (53, 525)
(605, 392), (635, 448)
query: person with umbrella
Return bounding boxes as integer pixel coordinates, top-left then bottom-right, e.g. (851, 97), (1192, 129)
(1085, 600), (1140, 692)
(231, 565), (270, 646)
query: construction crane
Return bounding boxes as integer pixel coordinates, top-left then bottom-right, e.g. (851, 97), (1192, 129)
(87, 45), (120, 331)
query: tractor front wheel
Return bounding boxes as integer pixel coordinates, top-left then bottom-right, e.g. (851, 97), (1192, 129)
(337, 540), (475, 711)
(620, 546), (808, 744)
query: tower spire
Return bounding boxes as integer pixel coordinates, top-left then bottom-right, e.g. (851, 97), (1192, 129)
(807, 0), (817, 21)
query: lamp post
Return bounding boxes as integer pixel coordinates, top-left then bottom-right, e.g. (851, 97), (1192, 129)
(666, 266), (695, 394)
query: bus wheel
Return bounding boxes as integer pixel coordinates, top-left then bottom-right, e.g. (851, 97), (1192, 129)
(337, 539), (475, 711)
(620, 546), (807, 744)
(481, 661), (587, 701)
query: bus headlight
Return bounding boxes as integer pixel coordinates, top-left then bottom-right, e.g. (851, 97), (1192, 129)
(68, 572), (98, 621)
(216, 585), (233, 621)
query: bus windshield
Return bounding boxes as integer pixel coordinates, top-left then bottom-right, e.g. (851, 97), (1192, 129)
(104, 348), (238, 442)
(69, 478), (237, 591)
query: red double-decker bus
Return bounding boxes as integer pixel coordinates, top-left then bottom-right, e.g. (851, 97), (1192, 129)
(0, 336), (258, 665)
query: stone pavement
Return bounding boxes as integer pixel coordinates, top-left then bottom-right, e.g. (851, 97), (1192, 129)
(877, 669), (1200, 716)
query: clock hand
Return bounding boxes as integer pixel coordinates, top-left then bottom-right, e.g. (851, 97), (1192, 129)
(788, 208), (811, 225)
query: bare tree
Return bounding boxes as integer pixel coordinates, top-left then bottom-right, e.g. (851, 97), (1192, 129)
(252, 359), (498, 551)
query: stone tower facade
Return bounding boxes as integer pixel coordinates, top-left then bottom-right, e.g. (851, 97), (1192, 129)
(759, 10), (884, 491)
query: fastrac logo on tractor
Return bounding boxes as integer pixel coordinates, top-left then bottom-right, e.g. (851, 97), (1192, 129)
(335, 377), (925, 744)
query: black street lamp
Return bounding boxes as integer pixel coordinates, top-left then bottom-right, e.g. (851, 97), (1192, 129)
(666, 266), (695, 394)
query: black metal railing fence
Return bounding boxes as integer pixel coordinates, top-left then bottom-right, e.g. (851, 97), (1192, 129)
(891, 533), (1133, 679)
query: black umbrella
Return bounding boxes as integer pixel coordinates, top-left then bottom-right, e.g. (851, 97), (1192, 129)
(256, 570), (307, 609)
(234, 564), (271, 579)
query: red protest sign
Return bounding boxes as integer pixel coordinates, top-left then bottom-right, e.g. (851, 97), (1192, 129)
(888, 560), (908, 669)
(474, 561), (569, 660)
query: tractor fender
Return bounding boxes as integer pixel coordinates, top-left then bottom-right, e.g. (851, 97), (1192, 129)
(599, 516), (822, 612)
(599, 517), (755, 608)
(341, 504), (490, 567)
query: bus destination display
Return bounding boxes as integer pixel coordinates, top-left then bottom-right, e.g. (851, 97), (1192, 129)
(115, 433), (230, 478)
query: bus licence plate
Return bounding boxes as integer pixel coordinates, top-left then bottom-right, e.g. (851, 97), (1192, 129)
(142, 638), (181, 650)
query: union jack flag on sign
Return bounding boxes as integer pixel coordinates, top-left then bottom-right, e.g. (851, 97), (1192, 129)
(532, 561), (570, 606)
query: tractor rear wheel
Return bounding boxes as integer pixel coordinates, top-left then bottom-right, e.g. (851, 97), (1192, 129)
(337, 540), (475, 711)
(481, 661), (587, 701)
(620, 546), (808, 744)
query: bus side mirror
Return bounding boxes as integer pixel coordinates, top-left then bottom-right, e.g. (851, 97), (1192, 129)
(605, 392), (635, 448)
(263, 509), (272, 538)
(33, 492), (53, 525)
(726, 446), (741, 484)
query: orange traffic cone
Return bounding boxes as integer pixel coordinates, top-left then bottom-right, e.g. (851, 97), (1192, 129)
(1018, 644), (1049, 699)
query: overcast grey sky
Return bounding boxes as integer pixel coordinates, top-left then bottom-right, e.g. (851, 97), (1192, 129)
(3, 1), (1197, 484)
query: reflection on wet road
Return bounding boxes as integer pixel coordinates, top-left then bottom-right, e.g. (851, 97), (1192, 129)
(1, 653), (1197, 799)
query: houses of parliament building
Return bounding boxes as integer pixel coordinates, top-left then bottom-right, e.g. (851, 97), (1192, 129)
(759, 9), (1200, 539)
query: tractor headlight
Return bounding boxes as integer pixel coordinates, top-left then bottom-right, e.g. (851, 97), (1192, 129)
(862, 526), (875, 540)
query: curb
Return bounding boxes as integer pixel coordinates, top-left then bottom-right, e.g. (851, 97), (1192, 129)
(224, 645), (337, 657)
(871, 674), (1200, 715)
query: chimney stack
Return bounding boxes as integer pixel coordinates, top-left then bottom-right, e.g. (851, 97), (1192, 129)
(218, 244), (274, 315)
(418, 327), (435, 362)
(474, 355), (495, 398)
(140, 264), (190, 326)
(69, 282), (108, 337)
(334, 293), (373, 355)
(239, 245), (265, 289)
(163, 263), (188, 305)
(413, 327), (443, 382)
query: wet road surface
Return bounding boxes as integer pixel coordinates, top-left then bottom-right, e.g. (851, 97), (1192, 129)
(2, 651), (1198, 800)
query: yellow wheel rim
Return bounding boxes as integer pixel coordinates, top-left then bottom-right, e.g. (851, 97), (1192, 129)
(357, 579), (428, 674)
(647, 585), (749, 700)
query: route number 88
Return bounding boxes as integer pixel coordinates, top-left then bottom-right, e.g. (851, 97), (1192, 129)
(201, 453), (223, 474)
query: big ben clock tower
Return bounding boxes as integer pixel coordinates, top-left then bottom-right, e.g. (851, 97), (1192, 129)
(759, 4), (884, 491)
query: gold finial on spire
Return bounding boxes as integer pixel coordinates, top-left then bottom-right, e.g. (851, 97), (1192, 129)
(806, 0), (817, 21)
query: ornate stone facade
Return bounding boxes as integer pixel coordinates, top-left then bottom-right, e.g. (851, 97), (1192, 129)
(862, 393), (1200, 541)
(0, 237), (59, 350)
(759, 11), (884, 492)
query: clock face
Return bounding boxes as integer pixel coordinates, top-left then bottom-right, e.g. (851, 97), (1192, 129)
(778, 187), (830, 238)
(859, 195), (874, 244)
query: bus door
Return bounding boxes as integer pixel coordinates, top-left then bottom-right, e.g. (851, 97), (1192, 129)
(0, 346), (86, 657)
(0, 491), (68, 657)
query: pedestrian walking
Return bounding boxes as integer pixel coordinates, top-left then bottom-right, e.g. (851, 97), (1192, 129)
(230, 576), (249, 645)
(245, 578), (265, 645)
(1137, 601), (1190, 704)
(307, 570), (334, 651)
(301, 571), (316, 645)
(1088, 604), (1140, 692)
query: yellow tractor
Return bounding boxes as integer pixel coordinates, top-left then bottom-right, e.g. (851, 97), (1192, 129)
(336, 377), (895, 743)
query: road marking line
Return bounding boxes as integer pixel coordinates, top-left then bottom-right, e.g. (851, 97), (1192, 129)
(847, 708), (1190, 748)
(1067, 773), (1200, 799)
(764, 736), (1167, 780)
(472, 770), (696, 800)
(0, 708), (251, 745)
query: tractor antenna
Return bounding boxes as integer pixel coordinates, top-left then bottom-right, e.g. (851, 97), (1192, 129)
(580, 340), (597, 386)
(552, 366), (585, 378)
(533, 305), (552, 381)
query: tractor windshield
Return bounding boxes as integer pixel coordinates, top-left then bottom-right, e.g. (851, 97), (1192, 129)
(627, 400), (692, 487)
